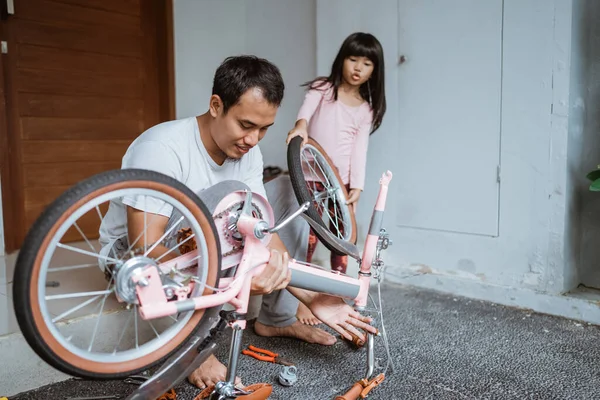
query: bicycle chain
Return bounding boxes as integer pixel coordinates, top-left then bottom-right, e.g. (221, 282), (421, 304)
(212, 200), (264, 258)
(196, 315), (228, 353)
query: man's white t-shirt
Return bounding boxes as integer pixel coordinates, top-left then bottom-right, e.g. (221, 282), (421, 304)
(98, 116), (267, 252)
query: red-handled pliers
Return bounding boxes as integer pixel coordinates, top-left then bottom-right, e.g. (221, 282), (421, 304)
(242, 345), (294, 366)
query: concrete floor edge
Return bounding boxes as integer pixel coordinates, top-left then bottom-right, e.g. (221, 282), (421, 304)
(384, 265), (600, 326)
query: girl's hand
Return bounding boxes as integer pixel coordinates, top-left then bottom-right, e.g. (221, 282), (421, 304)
(286, 120), (309, 146)
(346, 189), (361, 213)
(307, 293), (377, 341)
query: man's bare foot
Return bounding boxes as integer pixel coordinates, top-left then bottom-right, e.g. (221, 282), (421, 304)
(254, 320), (336, 345)
(188, 354), (242, 389)
(296, 302), (322, 325)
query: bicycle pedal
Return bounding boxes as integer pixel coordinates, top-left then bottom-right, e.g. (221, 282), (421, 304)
(195, 383), (272, 400)
(157, 389), (177, 400)
(342, 331), (365, 348)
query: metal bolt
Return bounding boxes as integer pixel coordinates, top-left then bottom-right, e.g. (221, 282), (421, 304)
(278, 365), (298, 386)
(137, 277), (149, 287)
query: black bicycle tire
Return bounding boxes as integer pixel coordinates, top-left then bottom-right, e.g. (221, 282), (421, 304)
(287, 136), (357, 255)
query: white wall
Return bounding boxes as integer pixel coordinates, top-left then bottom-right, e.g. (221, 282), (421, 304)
(316, 1), (582, 304)
(173, 0), (316, 169)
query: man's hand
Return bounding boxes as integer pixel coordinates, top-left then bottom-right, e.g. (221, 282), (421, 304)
(306, 293), (377, 342)
(250, 249), (292, 296)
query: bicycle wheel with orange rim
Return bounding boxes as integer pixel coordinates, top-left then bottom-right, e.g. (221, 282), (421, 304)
(12, 169), (221, 379)
(287, 136), (358, 253)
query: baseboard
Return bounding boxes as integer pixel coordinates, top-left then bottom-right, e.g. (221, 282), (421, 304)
(383, 265), (600, 326)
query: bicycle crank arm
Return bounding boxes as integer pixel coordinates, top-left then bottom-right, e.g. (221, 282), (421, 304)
(253, 201), (310, 239)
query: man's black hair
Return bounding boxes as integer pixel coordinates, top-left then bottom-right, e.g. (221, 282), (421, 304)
(212, 55), (285, 113)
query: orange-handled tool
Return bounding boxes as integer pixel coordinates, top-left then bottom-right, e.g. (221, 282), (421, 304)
(157, 389), (177, 400)
(335, 373), (385, 400)
(241, 345), (294, 366)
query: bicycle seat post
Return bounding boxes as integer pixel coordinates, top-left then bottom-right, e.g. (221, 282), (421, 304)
(225, 325), (243, 385)
(207, 311), (249, 399)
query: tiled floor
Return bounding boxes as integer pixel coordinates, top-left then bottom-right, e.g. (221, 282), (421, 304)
(0, 252), (18, 336)
(0, 240), (121, 337)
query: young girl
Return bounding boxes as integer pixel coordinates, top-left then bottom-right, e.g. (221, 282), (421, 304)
(286, 32), (386, 325)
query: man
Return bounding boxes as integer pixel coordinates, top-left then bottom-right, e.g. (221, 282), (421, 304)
(98, 55), (375, 389)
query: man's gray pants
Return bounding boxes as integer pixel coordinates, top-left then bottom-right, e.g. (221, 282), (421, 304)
(257, 175), (310, 327)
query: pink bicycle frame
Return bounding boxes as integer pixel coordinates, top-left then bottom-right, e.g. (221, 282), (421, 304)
(135, 170), (393, 323)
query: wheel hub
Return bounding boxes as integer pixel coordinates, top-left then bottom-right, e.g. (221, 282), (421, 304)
(114, 256), (159, 304)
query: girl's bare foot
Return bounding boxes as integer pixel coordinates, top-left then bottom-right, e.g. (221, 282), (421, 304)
(296, 302), (322, 325)
(254, 320), (336, 345)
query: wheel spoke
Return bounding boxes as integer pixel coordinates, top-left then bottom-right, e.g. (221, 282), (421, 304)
(328, 193), (342, 237)
(48, 263), (98, 272)
(122, 199), (169, 261)
(148, 319), (160, 339)
(57, 243), (120, 265)
(95, 205), (104, 222)
(114, 311), (134, 353)
(144, 196), (148, 252)
(88, 276), (115, 352)
(308, 148), (333, 188)
(52, 294), (103, 323)
(302, 151), (325, 185)
(134, 305), (139, 349)
(144, 216), (184, 257)
(156, 232), (195, 262)
(46, 290), (113, 301)
(74, 222), (97, 253)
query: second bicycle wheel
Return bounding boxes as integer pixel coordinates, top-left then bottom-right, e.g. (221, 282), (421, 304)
(287, 136), (358, 252)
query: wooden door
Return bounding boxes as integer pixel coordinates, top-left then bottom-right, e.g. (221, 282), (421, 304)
(0, 0), (174, 252)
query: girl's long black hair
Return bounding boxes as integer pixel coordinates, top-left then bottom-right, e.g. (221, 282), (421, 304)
(303, 32), (386, 134)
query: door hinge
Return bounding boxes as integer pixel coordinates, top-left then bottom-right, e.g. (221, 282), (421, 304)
(1, 41), (7, 54)
(496, 165), (501, 183)
(1, 0), (14, 20)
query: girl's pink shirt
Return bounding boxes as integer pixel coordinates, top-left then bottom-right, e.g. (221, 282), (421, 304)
(296, 83), (373, 191)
